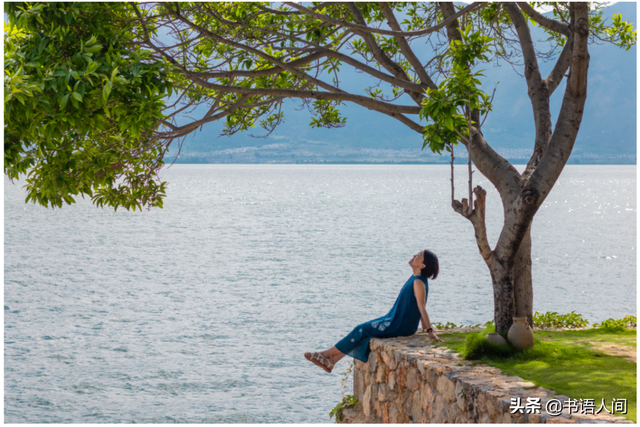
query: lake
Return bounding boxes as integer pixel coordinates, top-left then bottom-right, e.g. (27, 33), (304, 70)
(4, 165), (636, 422)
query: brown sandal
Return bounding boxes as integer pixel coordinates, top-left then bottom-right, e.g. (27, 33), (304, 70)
(304, 351), (334, 373)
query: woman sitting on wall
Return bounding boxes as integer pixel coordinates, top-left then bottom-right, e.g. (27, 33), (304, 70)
(305, 250), (443, 373)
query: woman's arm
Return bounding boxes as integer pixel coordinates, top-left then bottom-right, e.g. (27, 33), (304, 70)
(413, 279), (443, 342)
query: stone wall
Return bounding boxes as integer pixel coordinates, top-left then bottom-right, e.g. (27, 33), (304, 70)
(340, 334), (632, 424)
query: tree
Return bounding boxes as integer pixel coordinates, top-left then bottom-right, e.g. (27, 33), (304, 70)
(4, 2), (635, 335)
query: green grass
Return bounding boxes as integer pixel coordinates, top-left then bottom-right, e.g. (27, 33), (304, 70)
(434, 328), (637, 422)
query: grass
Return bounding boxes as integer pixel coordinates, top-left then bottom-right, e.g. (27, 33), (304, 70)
(434, 327), (637, 422)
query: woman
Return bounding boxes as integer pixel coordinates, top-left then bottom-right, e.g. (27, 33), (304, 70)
(305, 250), (443, 373)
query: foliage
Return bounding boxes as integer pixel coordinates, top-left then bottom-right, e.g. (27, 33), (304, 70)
(4, 2), (173, 210)
(593, 315), (637, 332)
(330, 361), (359, 423)
(434, 312), (635, 334)
(329, 394), (360, 423)
(4, 2), (636, 213)
(420, 24), (495, 154)
(532, 310), (590, 328)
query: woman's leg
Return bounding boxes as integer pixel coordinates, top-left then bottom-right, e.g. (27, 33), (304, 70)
(321, 347), (346, 366)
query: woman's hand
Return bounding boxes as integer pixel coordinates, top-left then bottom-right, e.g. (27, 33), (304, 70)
(427, 330), (443, 342)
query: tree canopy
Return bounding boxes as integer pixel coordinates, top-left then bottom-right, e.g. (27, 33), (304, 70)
(5, 2), (634, 210)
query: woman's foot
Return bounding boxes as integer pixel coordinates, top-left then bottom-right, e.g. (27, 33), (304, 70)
(304, 352), (334, 373)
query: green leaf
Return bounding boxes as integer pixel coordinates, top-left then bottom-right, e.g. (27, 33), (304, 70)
(60, 94), (69, 109)
(444, 115), (453, 131)
(72, 91), (83, 102)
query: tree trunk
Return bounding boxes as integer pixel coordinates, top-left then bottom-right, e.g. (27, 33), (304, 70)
(513, 226), (533, 326)
(489, 224), (534, 335)
(489, 261), (516, 336)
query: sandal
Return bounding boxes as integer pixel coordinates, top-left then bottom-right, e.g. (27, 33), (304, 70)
(304, 351), (334, 373)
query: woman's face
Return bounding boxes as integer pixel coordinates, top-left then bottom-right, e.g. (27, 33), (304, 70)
(409, 251), (425, 270)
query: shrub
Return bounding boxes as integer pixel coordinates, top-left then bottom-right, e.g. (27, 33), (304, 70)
(532, 311), (590, 328)
(329, 395), (359, 423)
(593, 315), (637, 332)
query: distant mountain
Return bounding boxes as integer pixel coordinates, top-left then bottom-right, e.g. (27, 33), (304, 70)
(170, 3), (636, 165)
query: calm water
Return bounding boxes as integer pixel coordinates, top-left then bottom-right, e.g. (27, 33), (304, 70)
(4, 165), (636, 423)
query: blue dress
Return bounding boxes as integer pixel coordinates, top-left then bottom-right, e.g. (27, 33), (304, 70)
(335, 275), (428, 362)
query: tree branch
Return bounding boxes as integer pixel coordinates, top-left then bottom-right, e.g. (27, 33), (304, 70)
(284, 2), (484, 38)
(164, 3), (347, 96)
(504, 3), (552, 177)
(545, 33), (574, 96)
(529, 3), (590, 202)
(452, 185), (493, 263)
(516, 2), (570, 37)
(346, 3), (424, 106)
(378, 2), (437, 90)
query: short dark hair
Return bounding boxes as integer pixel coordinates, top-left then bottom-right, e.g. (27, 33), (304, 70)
(420, 250), (439, 280)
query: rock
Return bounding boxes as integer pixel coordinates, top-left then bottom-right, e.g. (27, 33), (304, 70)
(422, 384), (434, 414)
(514, 381), (537, 388)
(376, 364), (386, 384)
(369, 351), (378, 373)
(546, 416), (577, 423)
(374, 398), (381, 419)
(436, 375), (456, 403)
(455, 380), (467, 411)
(410, 389), (423, 422)
(406, 367), (421, 391)
(501, 375), (525, 382)
(362, 385), (372, 417)
(388, 369), (396, 391)
(381, 350), (397, 371)
(381, 403), (389, 423)
(388, 405), (399, 423)
(353, 367), (364, 398)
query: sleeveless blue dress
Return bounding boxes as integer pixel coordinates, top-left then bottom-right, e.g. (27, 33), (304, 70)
(335, 275), (428, 362)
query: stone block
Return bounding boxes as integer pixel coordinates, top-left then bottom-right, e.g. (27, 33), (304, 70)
(455, 380), (467, 411)
(410, 390), (423, 422)
(370, 339), (382, 351)
(396, 364), (408, 393)
(546, 416), (577, 423)
(415, 359), (428, 376)
(376, 363), (386, 384)
(388, 369), (396, 391)
(406, 367), (421, 391)
(514, 381), (537, 388)
(433, 394), (447, 423)
(362, 384), (372, 417)
(501, 375), (525, 382)
(486, 396), (501, 419)
(381, 350), (397, 371)
(382, 403), (389, 423)
(353, 366), (364, 398)
(528, 412), (541, 423)
(436, 375), (457, 403)
(378, 386), (386, 402)
(369, 351), (378, 373)
(389, 406), (399, 424)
